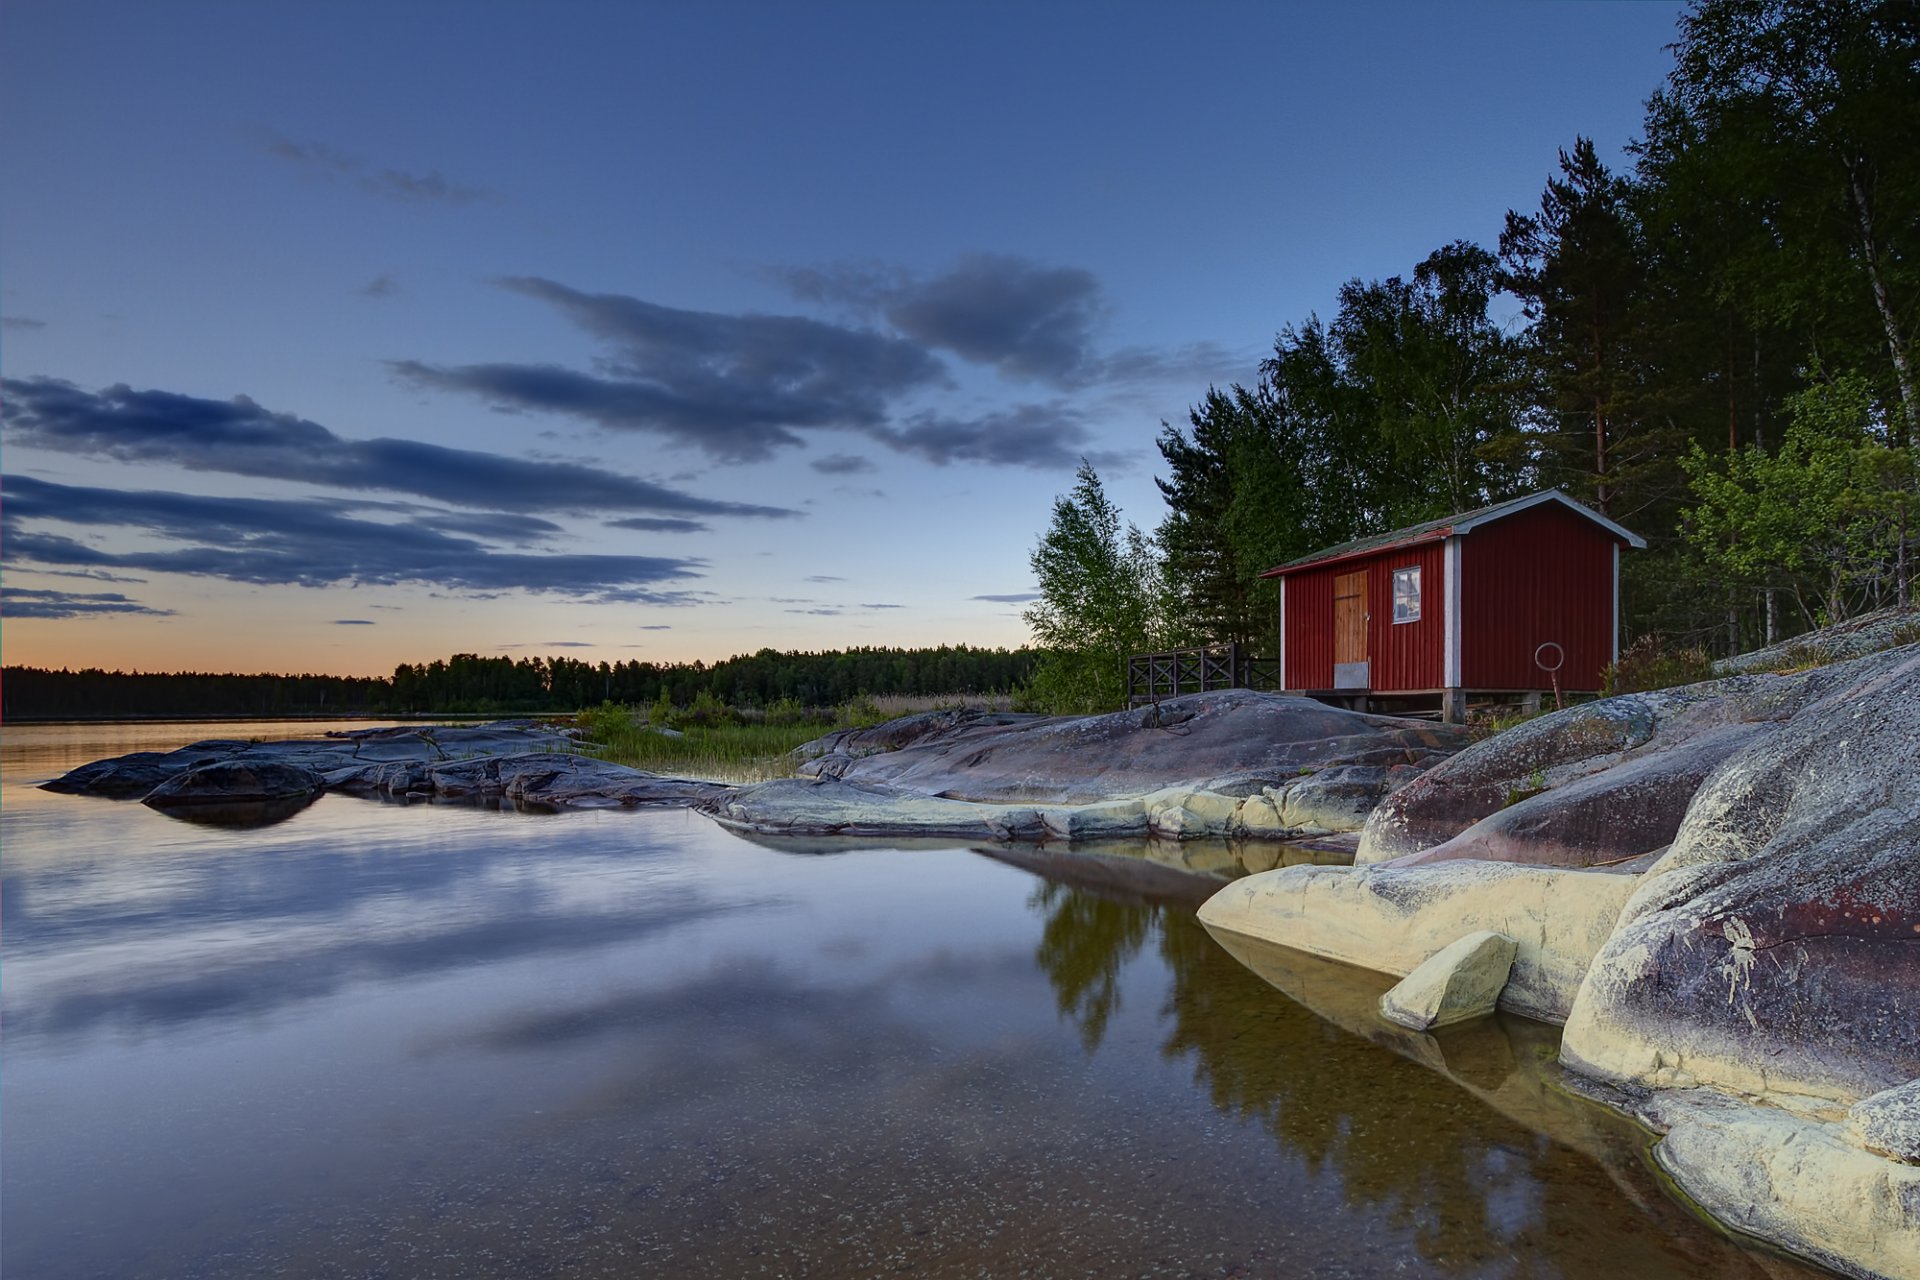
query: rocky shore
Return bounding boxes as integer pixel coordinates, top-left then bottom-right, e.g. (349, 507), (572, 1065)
(43, 644), (1918, 1276)
(43, 722), (730, 820)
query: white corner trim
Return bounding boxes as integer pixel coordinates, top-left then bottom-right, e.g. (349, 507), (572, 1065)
(1452, 489), (1648, 549)
(1612, 543), (1621, 664)
(1277, 579), (1288, 689)
(1444, 536), (1463, 687)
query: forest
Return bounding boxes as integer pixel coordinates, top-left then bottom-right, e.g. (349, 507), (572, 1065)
(1028, 0), (1918, 712)
(0, 645), (1039, 720)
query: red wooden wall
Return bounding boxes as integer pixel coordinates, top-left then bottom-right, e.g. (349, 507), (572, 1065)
(1366, 541), (1446, 691)
(1460, 504), (1616, 691)
(1283, 541), (1446, 691)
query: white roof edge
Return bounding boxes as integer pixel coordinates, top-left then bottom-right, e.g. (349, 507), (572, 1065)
(1452, 489), (1648, 549)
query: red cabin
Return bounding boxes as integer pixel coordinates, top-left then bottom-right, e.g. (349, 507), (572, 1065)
(1260, 490), (1645, 721)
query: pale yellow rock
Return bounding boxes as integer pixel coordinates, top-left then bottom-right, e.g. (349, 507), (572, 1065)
(1378, 930), (1517, 1030)
(1144, 787), (1241, 838)
(1197, 861), (1637, 1022)
(1646, 1089), (1920, 1280)
(1233, 792), (1287, 837)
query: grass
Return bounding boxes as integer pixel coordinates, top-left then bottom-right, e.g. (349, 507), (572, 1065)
(560, 694), (1012, 783)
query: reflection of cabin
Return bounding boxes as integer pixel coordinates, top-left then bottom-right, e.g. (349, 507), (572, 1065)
(1260, 490), (1645, 722)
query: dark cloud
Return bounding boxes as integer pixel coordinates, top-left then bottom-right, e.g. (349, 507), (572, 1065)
(808, 453), (876, 475)
(785, 607), (844, 616)
(332, 619), (375, 625)
(2, 377), (796, 520)
(803, 575), (845, 583)
(638, 625), (672, 631)
(972, 592), (1042, 603)
(3, 586), (174, 620)
(605, 517), (708, 534)
(873, 403), (1119, 470)
(543, 641), (595, 648)
(3, 316), (46, 331)
(392, 277), (948, 463)
(264, 133), (488, 205)
(2, 475), (703, 601)
(357, 274), (399, 298)
(771, 254), (1104, 385)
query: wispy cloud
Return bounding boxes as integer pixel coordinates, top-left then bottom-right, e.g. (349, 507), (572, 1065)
(356, 274), (399, 298)
(332, 618), (376, 625)
(808, 453), (876, 475)
(972, 592), (1041, 603)
(3, 475), (705, 602)
(605, 517), (709, 534)
(264, 133), (489, 205)
(3, 377), (798, 521)
(2, 316), (47, 332)
(4, 586), (175, 619)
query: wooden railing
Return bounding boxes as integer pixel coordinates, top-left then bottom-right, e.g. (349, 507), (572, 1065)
(1125, 645), (1282, 704)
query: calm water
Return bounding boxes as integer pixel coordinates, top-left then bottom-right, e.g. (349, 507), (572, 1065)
(2, 721), (1826, 1279)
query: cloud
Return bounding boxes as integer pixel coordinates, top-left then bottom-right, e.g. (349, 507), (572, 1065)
(264, 133), (489, 205)
(859, 603), (904, 610)
(2, 475), (704, 601)
(785, 607), (844, 616)
(543, 641), (595, 648)
(972, 592), (1042, 603)
(638, 625), (672, 631)
(605, 517), (708, 534)
(808, 453), (876, 475)
(357, 274), (399, 298)
(3, 316), (46, 331)
(2, 377), (797, 520)
(3, 586), (175, 620)
(332, 618), (375, 625)
(771, 254), (1105, 386)
(873, 403), (1119, 470)
(392, 276), (949, 463)
(803, 575), (845, 583)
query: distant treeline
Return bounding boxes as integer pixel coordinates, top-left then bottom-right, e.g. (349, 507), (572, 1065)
(3, 645), (1041, 720)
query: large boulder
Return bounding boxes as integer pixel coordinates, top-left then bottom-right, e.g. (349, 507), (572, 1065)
(1378, 930), (1517, 1031)
(1562, 648), (1920, 1107)
(714, 691), (1465, 842)
(1357, 659), (1884, 868)
(142, 759), (327, 809)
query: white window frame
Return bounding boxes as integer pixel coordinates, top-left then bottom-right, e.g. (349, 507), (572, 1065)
(1391, 566), (1422, 624)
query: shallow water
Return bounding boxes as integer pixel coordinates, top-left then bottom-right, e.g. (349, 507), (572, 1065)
(3, 721), (1828, 1279)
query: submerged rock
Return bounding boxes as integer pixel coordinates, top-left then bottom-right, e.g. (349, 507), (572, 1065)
(713, 690), (1465, 843)
(1378, 930), (1516, 1031)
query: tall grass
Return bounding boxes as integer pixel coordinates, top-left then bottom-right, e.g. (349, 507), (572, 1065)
(567, 696), (985, 783)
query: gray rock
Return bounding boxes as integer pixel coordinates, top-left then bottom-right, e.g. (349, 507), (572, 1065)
(142, 760), (327, 808)
(1379, 930), (1517, 1031)
(1849, 1081), (1920, 1166)
(717, 691), (1465, 843)
(1563, 646), (1920, 1107)
(327, 751), (730, 809)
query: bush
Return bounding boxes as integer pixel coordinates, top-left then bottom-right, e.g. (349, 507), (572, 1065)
(1602, 635), (1715, 695)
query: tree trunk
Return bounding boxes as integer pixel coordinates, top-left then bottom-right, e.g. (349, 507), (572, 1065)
(1847, 162), (1914, 608)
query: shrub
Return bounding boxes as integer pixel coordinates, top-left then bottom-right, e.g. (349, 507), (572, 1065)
(1602, 635), (1715, 695)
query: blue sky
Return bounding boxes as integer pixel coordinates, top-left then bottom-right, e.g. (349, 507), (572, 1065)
(2, 1), (1683, 675)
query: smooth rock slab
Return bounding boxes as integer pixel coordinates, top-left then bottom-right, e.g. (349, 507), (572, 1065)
(325, 753), (730, 809)
(1198, 860), (1637, 1023)
(1378, 930), (1517, 1031)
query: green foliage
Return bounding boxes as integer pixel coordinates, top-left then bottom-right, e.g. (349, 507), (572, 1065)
(1601, 634), (1717, 695)
(1024, 462), (1169, 713)
(1683, 371), (1915, 625)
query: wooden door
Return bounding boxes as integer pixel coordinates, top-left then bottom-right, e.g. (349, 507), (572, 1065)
(1333, 570), (1367, 664)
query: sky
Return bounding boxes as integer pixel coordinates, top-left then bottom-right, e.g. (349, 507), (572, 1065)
(2, 1), (1685, 677)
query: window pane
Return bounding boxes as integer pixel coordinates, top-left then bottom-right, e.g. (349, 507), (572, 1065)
(1392, 567), (1421, 623)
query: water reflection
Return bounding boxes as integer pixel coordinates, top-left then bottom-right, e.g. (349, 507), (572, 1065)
(4, 723), (1826, 1280)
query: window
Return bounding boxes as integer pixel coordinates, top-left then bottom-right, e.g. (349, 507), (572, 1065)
(1392, 566), (1421, 623)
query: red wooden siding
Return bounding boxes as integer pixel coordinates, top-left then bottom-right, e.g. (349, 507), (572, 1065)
(1284, 542), (1445, 690)
(1283, 564), (1336, 689)
(1365, 541), (1446, 691)
(1460, 504), (1617, 691)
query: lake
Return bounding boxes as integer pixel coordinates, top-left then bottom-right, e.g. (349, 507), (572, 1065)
(2, 721), (1827, 1278)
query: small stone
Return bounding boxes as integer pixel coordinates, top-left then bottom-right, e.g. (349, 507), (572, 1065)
(1379, 930), (1517, 1031)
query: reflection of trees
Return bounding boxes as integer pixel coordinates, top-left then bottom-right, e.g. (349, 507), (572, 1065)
(1028, 881), (1154, 1053)
(1027, 869), (1799, 1280)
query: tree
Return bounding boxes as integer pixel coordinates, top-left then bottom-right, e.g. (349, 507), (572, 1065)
(1024, 462), (1166, 713)
(1682, 370), (1914, 625)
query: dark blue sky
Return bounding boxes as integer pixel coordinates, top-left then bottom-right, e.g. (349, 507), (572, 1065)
(2, 1), (1684, 673)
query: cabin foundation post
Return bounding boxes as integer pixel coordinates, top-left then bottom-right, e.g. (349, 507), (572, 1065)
(1441, 687), (1467, 725)
(1521, 690), (1543, 715)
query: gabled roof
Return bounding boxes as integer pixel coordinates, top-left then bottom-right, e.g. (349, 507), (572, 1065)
(1257, 489), (1646, 578)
